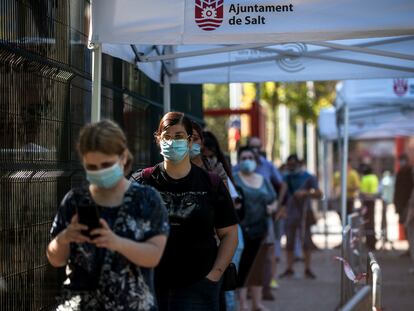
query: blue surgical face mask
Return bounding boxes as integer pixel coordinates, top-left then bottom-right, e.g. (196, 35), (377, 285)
(86, 161), (124, 189)
(240, 159), (257, 173)
(160, 139), (189, 163)
(189, 143), (201, 159)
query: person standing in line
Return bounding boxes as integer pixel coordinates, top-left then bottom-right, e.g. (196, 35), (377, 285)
(380, 170), (394, 247)
(234, 146), (277, 311)
(131, 112), (238, 311)
(279, 154), (322, 279)
(47, 120), (169, 311)
(190, 121), (231, 186)
(190, 122), (244, 311)
(333, 160), (360, 221)
(360, 164), (379, 250)
(402, 143), (414, 272)
(234, 136), (286, 299)
(394, 154), (414, 254)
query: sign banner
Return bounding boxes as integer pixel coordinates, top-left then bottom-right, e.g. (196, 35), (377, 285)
(92, 0), (414, 44)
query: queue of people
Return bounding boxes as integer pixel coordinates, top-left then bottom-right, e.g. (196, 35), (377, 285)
(45, 112), (332, 311)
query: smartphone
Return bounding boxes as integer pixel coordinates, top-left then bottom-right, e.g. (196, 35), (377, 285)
(76, 204), (101, 239)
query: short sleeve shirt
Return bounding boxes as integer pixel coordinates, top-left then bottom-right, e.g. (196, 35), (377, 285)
(131, 163), (238, 288)
(234, 173), (276, 239)
(284, 171), (319, 224)
(50, 182), (169, 310)
(360, 174), (379, 195)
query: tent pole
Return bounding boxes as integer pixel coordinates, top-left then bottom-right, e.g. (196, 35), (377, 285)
(339, 103), (349, 307)
(91, 43), (102, 122)
(321, 139), (329, 249)
(310, 41), (414, 61)
(140, 43), (271, 62)
(341, 103), (349, 228)
(163, 73), (171, 114)
(174, 48), (414, 74)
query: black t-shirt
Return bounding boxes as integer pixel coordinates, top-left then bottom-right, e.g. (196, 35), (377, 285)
(131, 163), (238, 288)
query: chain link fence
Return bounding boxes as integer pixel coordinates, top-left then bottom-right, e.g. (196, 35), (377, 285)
(0, 1), (201, 310)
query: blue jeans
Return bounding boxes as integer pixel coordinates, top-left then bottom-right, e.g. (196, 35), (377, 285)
(157, 278), (221, 311)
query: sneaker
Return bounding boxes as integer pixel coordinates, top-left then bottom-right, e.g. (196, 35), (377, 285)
(279, 269), (294, 278)
(304, 269), (316, 279)
(270, 279), (280, 289)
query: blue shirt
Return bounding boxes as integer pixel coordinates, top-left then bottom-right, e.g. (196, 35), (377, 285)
(284, 171), (319, 224)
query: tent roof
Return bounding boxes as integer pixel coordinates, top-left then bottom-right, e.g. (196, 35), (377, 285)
(319, 78), (414, 140)
(103, 36), (414, 84)
(92, 1), (414, 84)
(91, 0), (414, 45)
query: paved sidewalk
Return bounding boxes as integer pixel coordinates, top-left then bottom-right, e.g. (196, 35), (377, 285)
(254, 248), (414, 311)
(252, 205), (414, 311)
(375, 250), (414, 311)
(262, 249), (341, 311)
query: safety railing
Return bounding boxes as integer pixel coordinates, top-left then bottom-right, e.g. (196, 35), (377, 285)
(340, 211), (367, 306)
(341, 224), (354, 305)
(340, 252), (382, 311)
(366, 252), (382, 310)
(341, 285), (372, 311)
(347, 212), (367, 276)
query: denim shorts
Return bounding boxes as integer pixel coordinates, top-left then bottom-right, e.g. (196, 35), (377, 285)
(156, 277), (221, 311)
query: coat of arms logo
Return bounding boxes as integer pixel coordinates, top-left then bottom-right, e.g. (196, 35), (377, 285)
(195, 0), (224, 31)
(393, 79), (408, 96)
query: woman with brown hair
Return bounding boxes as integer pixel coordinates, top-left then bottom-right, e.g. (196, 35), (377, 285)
(131, 112), (238, 311)
(234, 146), (277, 311)
(189, 122), (228, 186)
(47, 120), (169, 311)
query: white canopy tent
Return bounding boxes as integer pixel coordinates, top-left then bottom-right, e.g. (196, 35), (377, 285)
(91, 0), (414, 45)
(103, 36), (414, 84)
(318, 78), (414, 242)
(90, 0), (414, 236)
(90, 0), (414, 118)
(319, 78), (414, 140)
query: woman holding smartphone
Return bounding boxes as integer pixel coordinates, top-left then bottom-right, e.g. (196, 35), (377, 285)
(46, 120), (169, 311)
(131, 112), (238, 311)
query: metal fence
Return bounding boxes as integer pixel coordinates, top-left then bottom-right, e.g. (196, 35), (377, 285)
(340, 211), (367, 307)
(341, 285), (372, 311)
(366, 252), (382, 310)
(340, 252), (382, 311)
(0, 1), (201, 310)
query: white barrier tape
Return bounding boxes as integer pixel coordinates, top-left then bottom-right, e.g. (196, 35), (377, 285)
(334, 256), (367, 283)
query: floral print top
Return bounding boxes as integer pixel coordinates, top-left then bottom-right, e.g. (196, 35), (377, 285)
(50, 182), (169, 311)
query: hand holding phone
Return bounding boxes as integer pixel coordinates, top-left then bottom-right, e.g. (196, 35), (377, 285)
(76, 204), (101, 239)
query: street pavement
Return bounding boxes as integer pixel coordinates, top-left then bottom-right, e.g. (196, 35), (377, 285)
(249, 204), (414, 311)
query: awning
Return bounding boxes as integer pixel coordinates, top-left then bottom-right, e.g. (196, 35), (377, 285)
(319, 78), (414, 140)
(103, 36), (414, 84)
(91, 0), (414, 45)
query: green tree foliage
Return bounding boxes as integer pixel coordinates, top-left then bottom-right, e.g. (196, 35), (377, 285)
(202, 82), (336, 159)
(202, 84), (230, 151)
(260, 81), (336, 160)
